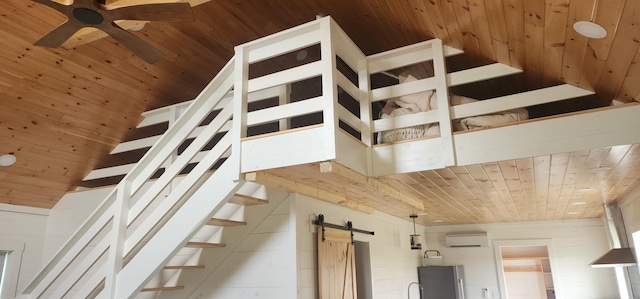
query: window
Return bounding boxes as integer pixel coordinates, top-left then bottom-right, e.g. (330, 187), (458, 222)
(0, 250), (7, 292)
(0, 244), (24, 299)
(629, 231), (640, 297)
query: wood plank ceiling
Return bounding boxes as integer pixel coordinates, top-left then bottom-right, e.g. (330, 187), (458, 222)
(1, 0), (639, 225)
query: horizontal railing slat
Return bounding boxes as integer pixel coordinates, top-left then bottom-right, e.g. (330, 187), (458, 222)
(247, 61), (323, 93)
(244, 20), (321, 63)
(130, 60), (235, 193)
(124, 134), (233, 255)
(126, 105), (234, 225)
(22, 196), (116, 296)
(372, 110), (439, 133)
(451, 84), (594, 119)
(337, 105), (362, 132)
(367, 40), (463, 74)
(137, 87), (281, 129)
(47, 236), (110, 298)
(336, 72), (361, 102)
(246, 96), (324, 127)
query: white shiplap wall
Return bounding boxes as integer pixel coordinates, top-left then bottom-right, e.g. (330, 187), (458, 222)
(186, 195), (298, 299)
(620, 185), (640, 241)
(44, 184), (298, 299)
(31, 183), (628, 299)
(42, 187), (111, 261)
(619, 188), (640, 297)
(0, 204), (49, 296)
(294, 194), (425, 299)
(423, 219), (619, 299)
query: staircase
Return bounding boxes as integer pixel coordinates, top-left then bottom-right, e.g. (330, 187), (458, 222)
(134, 188), (272, 298)
(19, 16), (360, 299)
(19, 14), (590, 298)
(19, 53), (246, 298)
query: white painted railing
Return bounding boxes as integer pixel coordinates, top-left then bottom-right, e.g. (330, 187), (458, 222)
(19, 15), (372, 299)
(81, 21), (530, 182)
(20, 16), (605, 299)
(19, 54), (243, 298)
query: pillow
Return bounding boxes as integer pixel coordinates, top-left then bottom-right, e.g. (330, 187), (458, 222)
(394, 75), (433, 112)
(430, 94), (476, 109)
(379, 108), (425, 143)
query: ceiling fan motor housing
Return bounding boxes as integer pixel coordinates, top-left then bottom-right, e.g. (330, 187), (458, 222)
(73, 8), (104, 25)
(33, 0), (195, 63)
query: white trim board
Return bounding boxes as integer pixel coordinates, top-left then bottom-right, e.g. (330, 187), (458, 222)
(0, 242), (25, 299)
(0, 203), (49, 215)
(373, 104), (640, 175)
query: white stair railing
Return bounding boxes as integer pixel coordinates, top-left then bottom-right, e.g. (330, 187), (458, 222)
(19, 56), (241, 298)
(19, 16), (349, 299)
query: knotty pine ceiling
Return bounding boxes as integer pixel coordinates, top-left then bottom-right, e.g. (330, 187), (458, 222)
(1, 0), (640, 225)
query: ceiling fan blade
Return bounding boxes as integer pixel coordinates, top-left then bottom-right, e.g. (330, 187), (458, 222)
(35, 20), (84, 48)
(31, 0), (74, 15)
(107, 2), (194, 22)
(98, 22), (162, 63)
(75, 0), (104, 9)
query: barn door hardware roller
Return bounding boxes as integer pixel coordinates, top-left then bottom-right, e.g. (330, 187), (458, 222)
(313, 214), (375, 244)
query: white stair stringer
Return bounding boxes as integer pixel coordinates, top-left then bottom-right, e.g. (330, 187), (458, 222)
(106, 159), (246, 299)
(152, 189), (291, 299)
(133, 182), (275, 298)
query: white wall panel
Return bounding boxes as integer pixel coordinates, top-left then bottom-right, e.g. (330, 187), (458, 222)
(0, 204), (48, 296)
(43, 187), (112, 261)
(295, 194), (425, 299)
(423, 219), (618, 299)
(185, 196), (297, 299)
(241, 126), (330, 172)
(619, 187), (640, 296)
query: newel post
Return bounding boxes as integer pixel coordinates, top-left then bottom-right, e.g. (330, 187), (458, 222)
(231, 48), (249, 182)
(104, 179), (131, 298)
(320, 17), (338, 160)
(431, 39), (456, 167)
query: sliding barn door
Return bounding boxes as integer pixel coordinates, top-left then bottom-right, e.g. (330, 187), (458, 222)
(317, 226), (358, 299)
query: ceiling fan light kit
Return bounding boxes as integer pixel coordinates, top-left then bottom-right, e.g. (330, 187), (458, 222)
(32, 0), (195, 63)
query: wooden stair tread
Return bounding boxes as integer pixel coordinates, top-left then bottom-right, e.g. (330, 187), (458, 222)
(185, 241), (226, 248)
(141, 286), (185, 292)
(163, 265), (205, 270)
(207, 218), (247, 226)
(229, 194), (268, 206)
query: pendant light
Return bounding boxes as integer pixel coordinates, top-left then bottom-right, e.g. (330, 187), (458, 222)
(410, 215), (422, 250)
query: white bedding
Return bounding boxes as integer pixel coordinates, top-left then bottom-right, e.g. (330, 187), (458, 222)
(380, 75), (529, 142)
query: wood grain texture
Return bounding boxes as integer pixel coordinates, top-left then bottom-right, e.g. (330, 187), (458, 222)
(1, 0), (639, 222)
(317, 226), (357, 299)
(248, 145), (640, 225)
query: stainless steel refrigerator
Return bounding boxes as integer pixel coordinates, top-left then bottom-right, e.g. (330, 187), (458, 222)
(417, 265), (465, 299)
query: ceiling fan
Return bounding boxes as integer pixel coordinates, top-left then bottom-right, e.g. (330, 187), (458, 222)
(32, 0), (194, 63)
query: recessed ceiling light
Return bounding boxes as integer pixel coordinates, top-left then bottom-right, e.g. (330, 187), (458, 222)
(433, 220), (444, 223)
(574, 21), (607, 39)
(567, 211), (580, 215)
(571, 201), (587, 205)
(0, 154), (16, 167)
(579, 188), (597, 192)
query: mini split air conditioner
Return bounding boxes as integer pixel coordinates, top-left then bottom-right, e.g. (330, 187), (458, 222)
(445, 232), (488, 247)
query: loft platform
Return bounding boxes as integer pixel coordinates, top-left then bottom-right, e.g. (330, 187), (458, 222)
(84, 16), (638, 184)
(79, 16), (640, 222)
(21, 16), (640, 299)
